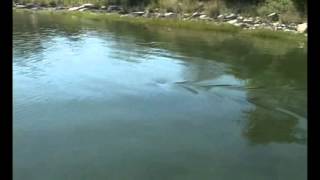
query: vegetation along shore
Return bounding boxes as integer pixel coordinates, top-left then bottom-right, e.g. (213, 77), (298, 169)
(13, 0), (307, 35)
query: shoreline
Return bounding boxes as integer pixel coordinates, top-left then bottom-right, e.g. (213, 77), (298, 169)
(13, 3), (307, 41)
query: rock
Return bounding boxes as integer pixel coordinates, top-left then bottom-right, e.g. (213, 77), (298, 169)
(297, 23), (307, 33)
(217, 14), (224, 19)
(25, 3), (36, 8)
(79, 8), (88, 12)
(68, 7), (82, 11)
(254, 24), (261, 28)
(155, 13), (164, 18)
(263, 26), (273, 30)
(276, 26), (283, 30)
(272, 22), (280, 26)
(31, 7), (40, 10)
(143, 11), (151, 18)
(101, 6), (107, 9)
(243, 18), (254, 24)
(164, 12), (176, 18)
(199, 14), (208, 19)
(191, 12), (201, 18)
(107, 5), (122, 12)
(79, 3), (97, 9)
(183, 13), (190, 18)
(237, 16), (244, 21)
(131, 11), (145, 16)
(16, 5), (27, 9)
(254, 19), (262, 24)
(227, 19), (238, 25)
(225, 13), (237, 20)
(267, 12), (279, 21)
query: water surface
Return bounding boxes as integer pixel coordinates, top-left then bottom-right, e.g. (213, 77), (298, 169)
(13, 10), (307, 180)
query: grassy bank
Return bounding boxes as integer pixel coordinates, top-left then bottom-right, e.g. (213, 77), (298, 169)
(14, 0), (307, 23)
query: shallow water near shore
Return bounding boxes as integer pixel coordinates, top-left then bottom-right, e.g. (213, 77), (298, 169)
(13, 10), (307, 180)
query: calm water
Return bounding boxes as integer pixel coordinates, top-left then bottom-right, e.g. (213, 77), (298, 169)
(13, 10), (307, 180)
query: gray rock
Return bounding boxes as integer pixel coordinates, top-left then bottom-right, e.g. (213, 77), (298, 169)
(217, 14), (224, 19)
(237, 16), (244, 21)
(131, 11), (145, 16)
(107, 5), (122, 12)
(183, 13), (190, 18)
(79, 8), (88, 12)
(79, 3), (97, 9)
(191, 12), (201, 18)
(31, 7), (40, 10)
(55, 6), (65, 10)
(297, 23), (307, 33)
(16, 5), (27, 9)
(164, 12), (176, 18)
(25, 3), (36, 8)
(68, 7), (82, 11)
(227, 19), (238, 25)
(199, 14), (210, 20)
(243, 18), (254, 24)
(253, 24), (261, 28)
(225, 13), (237, 20)
(155, 13), (164, 18)
(267, 12), (279, 21)
(272, 22), (280, 26)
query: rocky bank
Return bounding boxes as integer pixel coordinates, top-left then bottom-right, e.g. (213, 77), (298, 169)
(13, 2), (308, 34)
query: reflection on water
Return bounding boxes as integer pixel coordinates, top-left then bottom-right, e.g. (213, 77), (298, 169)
(13, 10), (307, 180)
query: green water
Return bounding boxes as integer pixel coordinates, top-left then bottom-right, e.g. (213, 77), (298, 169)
(13, 10), (307, 180)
